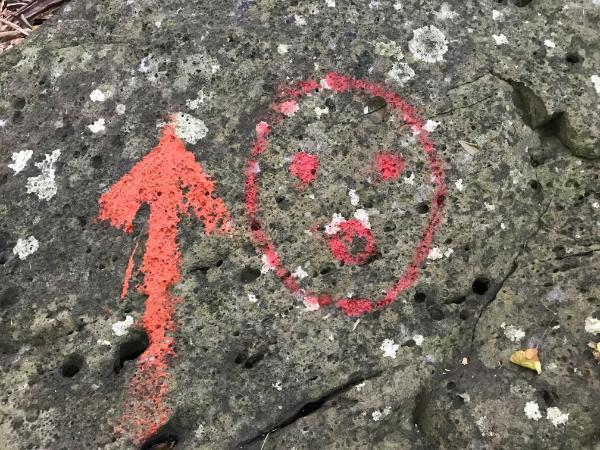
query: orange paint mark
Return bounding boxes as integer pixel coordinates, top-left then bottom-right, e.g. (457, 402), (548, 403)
(98, 119), (230, 444)
(120, 242), (138, 300)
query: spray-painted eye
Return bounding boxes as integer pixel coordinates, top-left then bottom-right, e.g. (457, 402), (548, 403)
(374, 152), (406, 181)
(289, 151), (318, 190)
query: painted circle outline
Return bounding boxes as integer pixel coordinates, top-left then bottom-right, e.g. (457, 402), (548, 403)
(245, 72), (447, 317)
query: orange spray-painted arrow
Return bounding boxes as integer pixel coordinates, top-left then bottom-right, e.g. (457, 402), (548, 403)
(98, 118), (230, 444)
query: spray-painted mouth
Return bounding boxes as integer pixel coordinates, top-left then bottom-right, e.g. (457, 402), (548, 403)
(324, 215), (376, 265)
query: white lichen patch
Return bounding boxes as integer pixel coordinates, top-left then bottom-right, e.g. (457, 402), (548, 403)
(433, 3), (457, 20)
(372, 406), (391, 421)
(584, 316), (600, 334)
(115, 104), (126, 115)
(8, 150), (33, 174)
(292, 266), (309, 280)
(381, 339), (399, 358)
(272, 380), (283, 391)
(355, 381), (366, 391)
(484, 202), (496, 212)
(423, 120), (440, 132)
(349, 189), (360, 206)
(277, 44), (289, 55)
(261, 254), (275, 274)
(492, 34), (508, 45)
(326, 0), (335, 7)
(492, 10), (503, 20)
(111, 315), (134, 336)
(475, 416), (495, 437)
(88, 118), (106, 134)
(89, 89), (106, 102)
(413, 334), (424, 346)
(309, 105), (328, 120)
(173, 112), (208, 144)
(455, 179), (465, 192)
(13, 236), (39, 260)
(428, 247), (443, 260)
(138, 55), (153, 73)
(26, 150), (60, 200)
(353, 209), (371, 228)
(501, 323), (525, 342)
(387, 62), (415, 86)
(409, 26), (448, 63)
(591, 75), (600, 94)
(374, 40), (404, 60)
(544, 39), (556, 48)
(546, 407), (569, 426)
(443, 248), (454, 258)
(524, 401), (542, 421)
(247, 292), (258, 303)
(294, 15), (306, 26)
(325, 213), (346, 235)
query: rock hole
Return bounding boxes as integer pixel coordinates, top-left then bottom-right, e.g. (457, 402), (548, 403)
(472, 277), (490, 295)
(320, 264), (334, 275)
(383, 221), (396, 232)
(240, 267), (260, 283)
(114, 329), (149, 373)
(541, 389), (559, 407)
(91, 155), (103, 169)
(140, 434), (178, 450)
(244, 353), (265, 369)
(12, 97), (26, 110)
(511, 0), (533, 5)
(416, 202), (429, 214)
(565, 52), (583, 64)
(414, 292), (426, 303)
(61, 353), (84, 378)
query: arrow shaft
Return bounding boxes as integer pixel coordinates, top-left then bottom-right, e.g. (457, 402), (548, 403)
(99, 122), (230, 445)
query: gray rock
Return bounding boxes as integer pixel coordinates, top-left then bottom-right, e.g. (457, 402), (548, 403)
(0, 0), (598, 449)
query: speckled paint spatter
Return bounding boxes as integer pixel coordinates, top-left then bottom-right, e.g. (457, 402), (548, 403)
(98, 118), (230, 444)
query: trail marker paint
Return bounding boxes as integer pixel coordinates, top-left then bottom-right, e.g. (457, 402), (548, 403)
(245, 72), (447, 317)
(98, 118), (230, 444)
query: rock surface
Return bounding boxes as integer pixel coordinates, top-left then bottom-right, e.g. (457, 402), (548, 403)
(1, 0), (599, 449)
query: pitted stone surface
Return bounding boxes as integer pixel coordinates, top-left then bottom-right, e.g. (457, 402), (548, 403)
(0, 1), (599, 449)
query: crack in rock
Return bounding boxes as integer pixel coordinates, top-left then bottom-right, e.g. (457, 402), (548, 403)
(470, 201), (552, 351)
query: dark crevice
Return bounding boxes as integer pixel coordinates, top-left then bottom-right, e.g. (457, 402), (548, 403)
(238, 371), (382, 447)
(446, 72), (490, 93)
(470, 201), (551, 351)
(555, 249), (598, 260)
(114, 329), (149, 373)
(412, 385), (431, 437)
(489, 72), (596, 160)
(429, 94), (494, 119)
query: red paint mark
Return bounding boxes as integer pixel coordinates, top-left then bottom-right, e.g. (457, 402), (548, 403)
(336, 298), (373, 317)
(98, 119), (230, 444)
(375, 152), (406, 181)
(289, 152), (318, 189)
(245, 72), (447, 317)
(273, 100), (299, 116)
(326, 219), (376, 265)
(120, 242), (139, 300)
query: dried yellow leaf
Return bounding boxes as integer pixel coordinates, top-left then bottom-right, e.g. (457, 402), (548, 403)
(510, 348), (542, 374)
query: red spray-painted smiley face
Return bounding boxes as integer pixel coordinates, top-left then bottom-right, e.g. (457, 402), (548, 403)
(245, 72), (447, 317)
